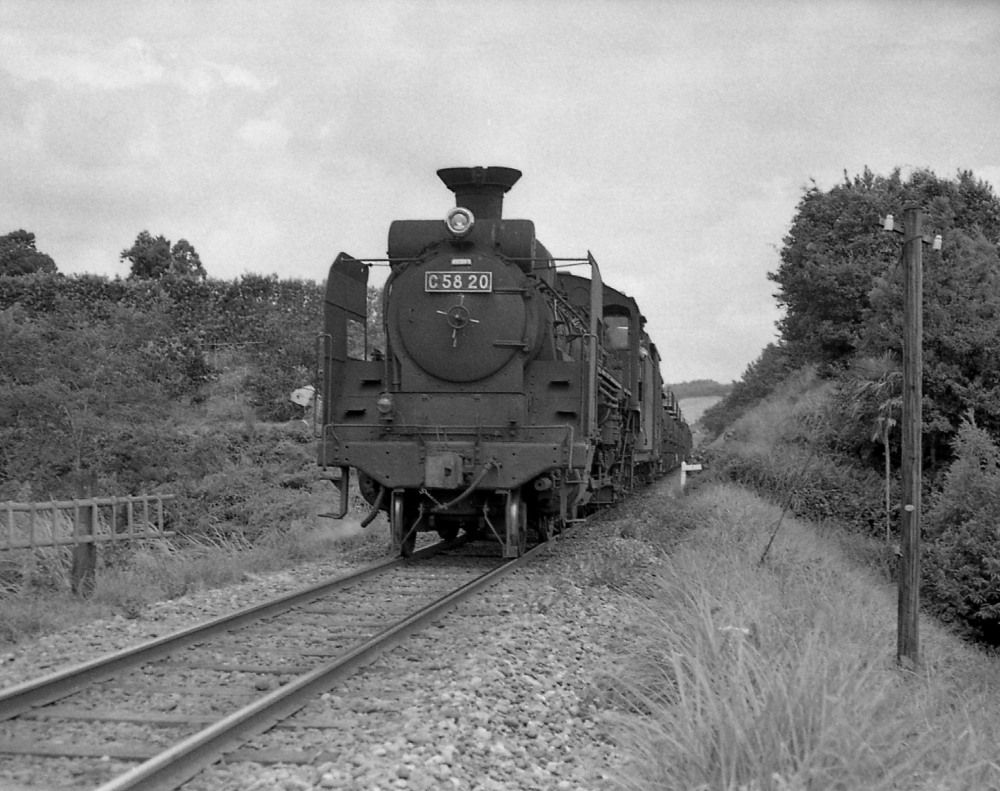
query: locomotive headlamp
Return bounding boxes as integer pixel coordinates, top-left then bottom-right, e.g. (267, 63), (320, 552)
(376, 393), (394, 415)
(445, 207), (475, 237)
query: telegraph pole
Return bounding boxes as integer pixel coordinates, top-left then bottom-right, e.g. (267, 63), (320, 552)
(883, 205), (940, 669)
(898, 204), (923, 669)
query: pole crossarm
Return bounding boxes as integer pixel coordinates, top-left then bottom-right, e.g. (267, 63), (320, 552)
(881, 214), (942, 249)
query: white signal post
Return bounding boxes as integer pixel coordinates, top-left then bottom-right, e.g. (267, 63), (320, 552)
(680, 461), (702, 489)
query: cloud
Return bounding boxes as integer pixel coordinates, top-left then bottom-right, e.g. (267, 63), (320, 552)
(0, 31), (163, 90)
(237, 117), (292, 151)
(0, 26), (271, 97)
(1, 0), (998, 383)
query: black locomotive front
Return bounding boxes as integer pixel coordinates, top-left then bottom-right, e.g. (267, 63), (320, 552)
(318, 167), (595, 556)
(319, 166), (692, 557)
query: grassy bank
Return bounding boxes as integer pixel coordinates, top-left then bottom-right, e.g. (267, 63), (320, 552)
(592, 480), (1000, 790)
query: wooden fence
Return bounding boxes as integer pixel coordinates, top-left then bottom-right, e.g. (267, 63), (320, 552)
(1, 495), (175, 550)
(1, 493), (175, 595)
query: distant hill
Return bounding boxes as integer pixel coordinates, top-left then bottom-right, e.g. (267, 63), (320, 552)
(677, 395), (722, 427)
(667, 379), (732, 399)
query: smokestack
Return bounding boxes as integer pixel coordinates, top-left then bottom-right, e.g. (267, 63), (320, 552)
(437, 166), (521, 220)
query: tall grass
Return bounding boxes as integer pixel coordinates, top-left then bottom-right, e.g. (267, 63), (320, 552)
(601, 485), (1000, 790)
(708, 368), (887, 537)
(0, 509), (76, 594)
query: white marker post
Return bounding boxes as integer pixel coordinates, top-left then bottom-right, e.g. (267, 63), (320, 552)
(681, 461), (702, 489)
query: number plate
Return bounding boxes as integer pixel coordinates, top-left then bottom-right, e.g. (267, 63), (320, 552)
(425, 271), (493, 293)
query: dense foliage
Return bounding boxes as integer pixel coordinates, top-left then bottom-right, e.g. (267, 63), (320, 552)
(709, 168), (1000, 457)
(0, 230), (57, 276)
(0, 301), (185, 495)
(0, 271), (384, 502)
(770, 168), (1000, 370)
(922, 420), (1000, 642)
(771, 168), (1000, 461)
(120, 231), (206, 280)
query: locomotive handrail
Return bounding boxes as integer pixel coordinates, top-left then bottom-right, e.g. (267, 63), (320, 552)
(315, 333), (333, 441)
(527, 274), (591, 334)
(509, 257), (594, 266)
(563, 423), (575, 470)
(586, 252), (603, 440)
(320, 255), (596, 268)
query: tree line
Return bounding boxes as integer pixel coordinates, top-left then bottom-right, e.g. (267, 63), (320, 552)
(705, 166), (1000, 462)
(2, 229), (209, 280)
(0, 232), (384, 501)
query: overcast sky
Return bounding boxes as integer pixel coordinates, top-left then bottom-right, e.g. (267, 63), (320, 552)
(2, 1), (998, 383)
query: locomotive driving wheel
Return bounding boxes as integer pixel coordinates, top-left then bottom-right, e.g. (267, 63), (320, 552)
(391, 490), (419, 557)
(504, 488), (528, 558)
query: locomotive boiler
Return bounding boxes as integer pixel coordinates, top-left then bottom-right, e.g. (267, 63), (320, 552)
(318, 166), (691, 556)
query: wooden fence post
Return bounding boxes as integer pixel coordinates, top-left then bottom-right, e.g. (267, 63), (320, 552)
(71, 471), (98, 596)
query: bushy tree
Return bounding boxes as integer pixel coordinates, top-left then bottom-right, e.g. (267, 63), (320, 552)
(768, 167), (1000, 464)
(0, 304), (176, 492)
(922, 419), (1000, 642)
(769, 169), (904, 368)
(121, 231), (206, 280)
(770, 168), (1000, 371)
(865, 227), (1000, 446)
(0, 230), (57, 276)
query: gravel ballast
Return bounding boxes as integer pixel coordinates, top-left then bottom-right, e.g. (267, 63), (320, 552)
(0, 506), (662, 791)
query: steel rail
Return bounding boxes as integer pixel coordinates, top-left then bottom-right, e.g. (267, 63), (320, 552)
(0, 540), (456, 720)
(93, 536), (556, 791)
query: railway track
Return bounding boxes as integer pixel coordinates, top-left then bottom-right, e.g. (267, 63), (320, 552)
(0, 534), (560, 791)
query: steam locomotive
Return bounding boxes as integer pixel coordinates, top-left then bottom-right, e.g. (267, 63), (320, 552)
(317, 166), (691, 557)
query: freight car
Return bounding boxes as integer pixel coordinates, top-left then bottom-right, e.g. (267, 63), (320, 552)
(317, 166), (691, 557)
